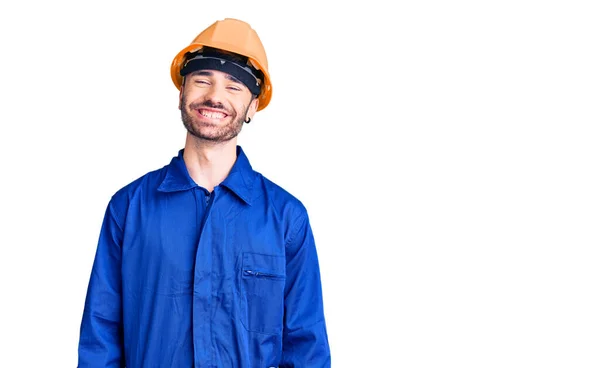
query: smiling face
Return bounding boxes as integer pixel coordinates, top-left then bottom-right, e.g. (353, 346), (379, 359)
(180, 69), (259, 143)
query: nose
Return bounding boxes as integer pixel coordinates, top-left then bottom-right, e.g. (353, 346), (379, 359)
(204, 83), (227, 105)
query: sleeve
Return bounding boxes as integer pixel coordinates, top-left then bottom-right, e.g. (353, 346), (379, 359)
(280, 209), (331, 367)
(77, 200), (126, 367)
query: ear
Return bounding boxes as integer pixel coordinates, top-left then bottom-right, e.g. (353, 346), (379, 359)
(246, 96), (260, 120)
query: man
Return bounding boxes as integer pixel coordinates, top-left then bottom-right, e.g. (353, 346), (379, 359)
(77, 18), (331, 367)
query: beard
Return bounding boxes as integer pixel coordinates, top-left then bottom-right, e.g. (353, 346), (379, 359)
(181, 96), (250, 143)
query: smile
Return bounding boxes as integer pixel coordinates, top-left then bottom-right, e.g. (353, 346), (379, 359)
(197, 108), (228, 120)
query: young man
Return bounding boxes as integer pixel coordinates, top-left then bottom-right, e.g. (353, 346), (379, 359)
(77, 18), (331, 367)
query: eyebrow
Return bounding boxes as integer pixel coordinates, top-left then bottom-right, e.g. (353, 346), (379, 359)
(189, 70), (243, 85)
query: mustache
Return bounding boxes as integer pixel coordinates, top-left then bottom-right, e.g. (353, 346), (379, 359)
(189, 100), (232, 114)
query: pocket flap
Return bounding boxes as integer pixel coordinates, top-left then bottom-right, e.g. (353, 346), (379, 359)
(242, 252), (285, 278)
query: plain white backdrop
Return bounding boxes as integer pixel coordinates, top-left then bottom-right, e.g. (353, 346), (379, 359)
(0, 0), (599, 367)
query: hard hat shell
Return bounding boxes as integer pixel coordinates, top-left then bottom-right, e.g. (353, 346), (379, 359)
(170, 18), (272, 111)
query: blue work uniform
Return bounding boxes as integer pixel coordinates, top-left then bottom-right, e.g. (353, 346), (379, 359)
(77, 145), (331, 367)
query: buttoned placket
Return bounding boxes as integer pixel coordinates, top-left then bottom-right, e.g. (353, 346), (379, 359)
(191, 185), (217, 367)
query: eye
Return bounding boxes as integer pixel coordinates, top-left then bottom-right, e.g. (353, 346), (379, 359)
(194, 79), (210, 85)
(227, 85), (242, 92)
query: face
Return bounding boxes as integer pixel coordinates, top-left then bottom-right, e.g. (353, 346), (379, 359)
(180, 69), (258, 143)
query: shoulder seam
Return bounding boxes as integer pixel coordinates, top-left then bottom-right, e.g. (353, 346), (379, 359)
(286, 207), (307, 247)
(108, 199), (125, 233)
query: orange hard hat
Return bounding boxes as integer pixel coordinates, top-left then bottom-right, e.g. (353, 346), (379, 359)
(170, 18), (272, 111)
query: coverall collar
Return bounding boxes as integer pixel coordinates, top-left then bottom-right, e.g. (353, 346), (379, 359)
(157, 145), (256, 205)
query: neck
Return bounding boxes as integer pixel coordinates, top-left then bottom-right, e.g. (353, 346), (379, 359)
(182, 134), (238, 192)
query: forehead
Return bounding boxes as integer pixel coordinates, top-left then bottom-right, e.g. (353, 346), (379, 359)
(187, 70), (243, 84)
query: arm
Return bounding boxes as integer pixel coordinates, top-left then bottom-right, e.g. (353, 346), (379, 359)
(281, 210), (331, 367)
(77, 200), (125, 367)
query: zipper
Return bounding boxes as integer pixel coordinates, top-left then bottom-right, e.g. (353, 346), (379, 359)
(244, 270), (284, 279)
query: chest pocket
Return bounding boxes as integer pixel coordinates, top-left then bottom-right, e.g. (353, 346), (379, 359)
(240, 252), (286, 335)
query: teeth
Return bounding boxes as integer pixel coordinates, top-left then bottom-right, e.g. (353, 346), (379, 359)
(200, 110), (226, 119)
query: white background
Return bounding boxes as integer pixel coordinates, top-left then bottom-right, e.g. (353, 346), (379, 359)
(0, 0), (599, 367)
